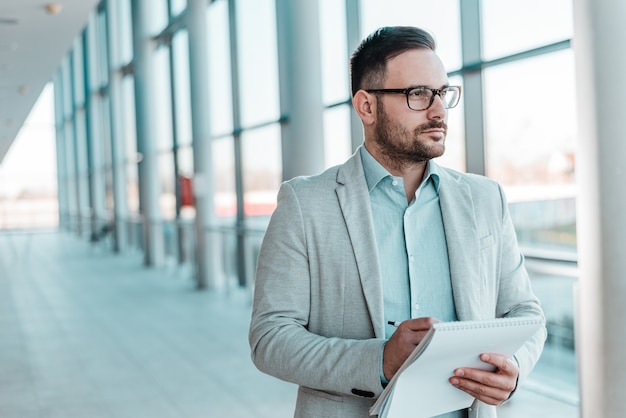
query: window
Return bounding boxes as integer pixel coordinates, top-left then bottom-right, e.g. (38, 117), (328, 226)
(236, 0), (280, 127)
(207, 0), (234, 136)
(319, 0), (349, 106)
(323, 105), (352, 168)
(241, 124), (282, 219)
(484, 50), (577, 255)
(170, 0), (187, 17)
(212, 136), (237, 220)
(152, 46), (174, 151)
(481, 0), (574, 61)
(172, 30), (192, 146)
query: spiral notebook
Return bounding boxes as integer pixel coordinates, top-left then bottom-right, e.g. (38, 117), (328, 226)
(369, 316), (543, 418)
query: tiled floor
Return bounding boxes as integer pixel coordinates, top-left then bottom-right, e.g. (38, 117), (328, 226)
(0, 230), (578, 417)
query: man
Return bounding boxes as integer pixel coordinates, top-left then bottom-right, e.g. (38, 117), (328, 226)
(249, 26), (546, 418)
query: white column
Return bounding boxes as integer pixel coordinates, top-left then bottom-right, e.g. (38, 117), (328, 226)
(85, 20), (106, 241)
(106, 0), (129, 252)
(275, 0), (325, 179)
(573, 0), (626, 416)
(131, 0), (165, 266)
(187, 0), (220, 290)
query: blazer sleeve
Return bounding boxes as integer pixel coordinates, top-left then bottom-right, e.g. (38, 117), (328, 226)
(248, 181), (385, 398)
(494, 183), (547, 384)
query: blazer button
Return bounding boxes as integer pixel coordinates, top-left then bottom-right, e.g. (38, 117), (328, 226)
(351, 388), (375, 398)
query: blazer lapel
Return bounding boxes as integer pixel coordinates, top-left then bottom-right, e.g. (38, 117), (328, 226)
(336, 150), (385, 338)
(437, 167), (482, 320)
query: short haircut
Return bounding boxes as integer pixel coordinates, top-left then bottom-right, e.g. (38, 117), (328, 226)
(350, 26), (437, 97)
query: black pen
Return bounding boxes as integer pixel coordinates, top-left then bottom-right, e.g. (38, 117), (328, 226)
(387, 321), (402, 327)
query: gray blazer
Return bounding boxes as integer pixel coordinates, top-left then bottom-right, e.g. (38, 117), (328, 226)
(249, 147), (546, 418)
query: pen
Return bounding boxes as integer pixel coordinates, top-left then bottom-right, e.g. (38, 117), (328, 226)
(387, 321), (402, 327)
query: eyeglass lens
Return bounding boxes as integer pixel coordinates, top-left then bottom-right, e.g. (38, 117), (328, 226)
(408, 87), (459, 110)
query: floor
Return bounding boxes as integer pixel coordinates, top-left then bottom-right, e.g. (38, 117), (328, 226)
(0, 230), (579, 418)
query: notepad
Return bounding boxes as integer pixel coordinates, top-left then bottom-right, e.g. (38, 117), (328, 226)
(369, 316), (543, 418)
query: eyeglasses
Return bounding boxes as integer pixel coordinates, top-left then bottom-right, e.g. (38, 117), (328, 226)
(365, 86), (462, 111)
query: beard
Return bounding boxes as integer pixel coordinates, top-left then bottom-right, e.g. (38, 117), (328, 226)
(373, 102), (447, 171)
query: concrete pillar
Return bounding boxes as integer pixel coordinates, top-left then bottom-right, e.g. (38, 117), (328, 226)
(187, 0), (220, 289)
(84, 23), (106, 242)
(131, 0), (165, 266)
(275, 0), (325, 179)
(106, 0), (129, 252)
(573, 0), (626, 416)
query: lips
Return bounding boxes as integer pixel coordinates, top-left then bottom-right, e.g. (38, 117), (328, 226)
(418, 121), (447, 135)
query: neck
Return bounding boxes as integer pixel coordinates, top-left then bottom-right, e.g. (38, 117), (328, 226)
(364, 143), (429, 202)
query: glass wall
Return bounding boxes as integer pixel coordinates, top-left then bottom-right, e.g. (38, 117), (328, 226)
(53, 0), (579, 411)
(479, 1), (578, 405)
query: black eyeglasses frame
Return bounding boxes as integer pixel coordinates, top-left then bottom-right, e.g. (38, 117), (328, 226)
(365, 85), (462, 111)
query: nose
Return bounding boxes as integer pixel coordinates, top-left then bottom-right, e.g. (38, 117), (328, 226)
(427, 93), (447, 119)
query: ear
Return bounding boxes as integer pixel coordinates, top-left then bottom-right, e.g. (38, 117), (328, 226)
(352, 90), (377, 126)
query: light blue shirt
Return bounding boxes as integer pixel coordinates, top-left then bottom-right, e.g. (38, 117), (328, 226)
(362, 148), (465, 418)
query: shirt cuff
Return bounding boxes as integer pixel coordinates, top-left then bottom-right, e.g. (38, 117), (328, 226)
(380, 341), (389, 388)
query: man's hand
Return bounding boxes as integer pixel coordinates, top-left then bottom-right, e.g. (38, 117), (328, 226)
(382, 317), (439, 381)
(449, 353), (519, 405)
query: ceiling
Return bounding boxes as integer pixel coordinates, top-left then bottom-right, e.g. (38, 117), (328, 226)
(0, 0), (100, 163)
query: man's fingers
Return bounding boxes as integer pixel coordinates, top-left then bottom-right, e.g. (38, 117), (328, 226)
(396, 317), (439, 332)
(449, 354), (519, 404)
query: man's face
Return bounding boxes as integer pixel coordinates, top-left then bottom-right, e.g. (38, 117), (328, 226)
(372, 49), (450, 166)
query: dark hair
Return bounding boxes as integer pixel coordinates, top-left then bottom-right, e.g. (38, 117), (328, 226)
(350, 26), (436, 97)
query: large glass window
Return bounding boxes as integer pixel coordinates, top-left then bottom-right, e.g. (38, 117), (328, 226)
(484, 50), (577, 256)
(323, 105), (352, 168)
(207, 0), (233, 136)
(481, 0), (574, 61)
(170, 0), (187, 17)
(236, 0), (280, 127)
(152, 46), (174, 151)
(0, 84), (58, 229)
(319, 0), (352, 167)
(172, 30), (192, 146)
(113, 0), (133, 66)
(72, 40), (85, 107)
(212, 136), (237, 220)
(95, 11), (109, 86)
(241, 124), (282, 219)
(319, 0), (349, 106)
(158, 152), (176, 220)
(121, 76), (139, 214)
(147, 0), (169, 35)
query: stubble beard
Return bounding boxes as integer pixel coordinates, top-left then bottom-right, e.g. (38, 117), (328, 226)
(373, 104), (447, 172)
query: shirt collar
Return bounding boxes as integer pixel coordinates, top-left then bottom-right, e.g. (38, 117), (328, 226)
(360, 146), (441, 194)
(361, 146), (390, 192)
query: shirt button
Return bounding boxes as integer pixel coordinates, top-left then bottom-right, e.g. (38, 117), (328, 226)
(391, 180), (398, 187)
(409, 255), (415, 262)
(414, 303), (420, 311)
